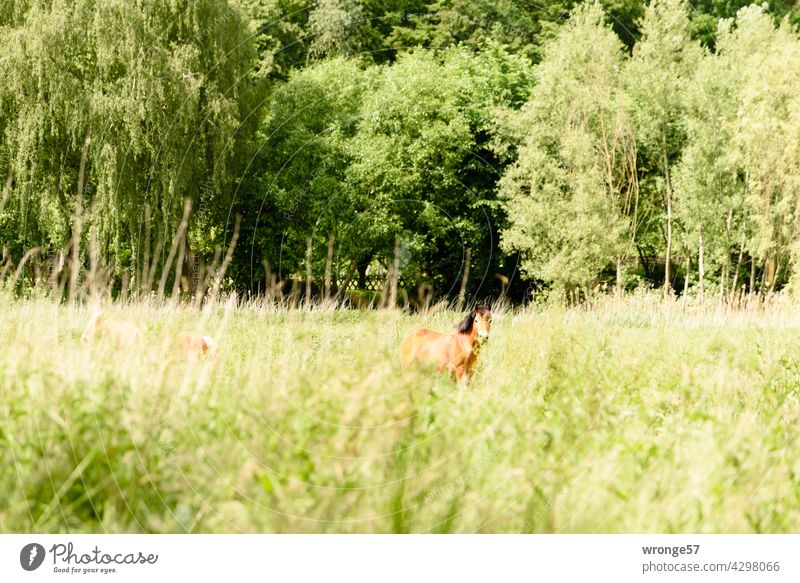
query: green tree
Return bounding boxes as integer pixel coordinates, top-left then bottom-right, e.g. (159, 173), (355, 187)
(673, 41), (745, 297)
(0, 0), (257, 297)
(625, 0), (701, 296)
(727, 6), (800, 292)
(308, 0), (365, 58)
(499, 2), (636, 292)
(247, 57), (369, 296)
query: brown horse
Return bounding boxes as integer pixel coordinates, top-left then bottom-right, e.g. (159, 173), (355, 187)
(81, 310), (143, 349)
(177, 332), (217, 360)
(400, 306), (492, 385)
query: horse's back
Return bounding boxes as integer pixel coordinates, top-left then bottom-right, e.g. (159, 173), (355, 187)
(400, 328), (445, 368)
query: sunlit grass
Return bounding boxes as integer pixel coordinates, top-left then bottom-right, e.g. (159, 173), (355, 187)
(1, 294), (800, 533)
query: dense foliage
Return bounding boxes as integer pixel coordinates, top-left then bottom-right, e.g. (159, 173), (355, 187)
(2, 0), (800, 302)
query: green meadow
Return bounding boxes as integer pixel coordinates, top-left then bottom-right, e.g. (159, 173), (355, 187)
(2, 294), (800, 533)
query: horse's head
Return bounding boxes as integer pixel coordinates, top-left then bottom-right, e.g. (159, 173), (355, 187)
(458, 305), (492, 342)
(473, 305), (492, 341)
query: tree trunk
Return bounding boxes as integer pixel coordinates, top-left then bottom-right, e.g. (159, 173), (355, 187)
(662, 132), (673, 299)
(457, 246), (471, 310)
(389, 235), (401, 308)
(698, 230), (705, 300)
(720, 210), (732, 300)
(187, 249), (196, 296)
(171, 231), (187, 298)
(664, 196), (672, 297)
(764, 255), (776, 293)
(142, 202), (151, 294)
(730, 236), (745, 304)
(357, 255), (370, 289)
(749, 254), (756, 293)
(333, 258), (358, 303)
(88, 223), (99, 301)
(70, 117), (93, 303)
(305, 236), (313, 305)
(637, 245), (650, 280)
(683, 254), (690, 297)
(769, 254), (779, 293)
(146, 234), (164, 295)
(323, 231), (334, 300)
(720, 262), (728, 300)
(157, 198), (192, 300)
(209, 215), (241, 303)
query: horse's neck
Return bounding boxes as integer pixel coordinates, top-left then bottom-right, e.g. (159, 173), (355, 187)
(454, 328), (478, 351)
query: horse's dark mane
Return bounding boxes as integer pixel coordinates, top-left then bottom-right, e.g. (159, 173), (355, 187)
(456, 305), (491, 334)
(457, 311), (475, 334)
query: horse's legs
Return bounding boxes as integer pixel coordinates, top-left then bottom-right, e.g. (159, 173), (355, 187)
(455, 365), (468, 387)
(461, 353), (477, 384)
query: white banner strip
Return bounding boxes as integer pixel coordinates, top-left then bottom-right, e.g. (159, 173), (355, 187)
(1, 535), (798, 582)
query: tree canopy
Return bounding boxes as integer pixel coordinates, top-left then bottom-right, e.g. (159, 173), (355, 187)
(1, 0), (800, 303)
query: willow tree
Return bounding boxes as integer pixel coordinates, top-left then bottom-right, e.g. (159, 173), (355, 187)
(499, 2), (637, 292)
(0, 0), (257, 297)
(673, 44), (745, 297)
(727, 6), (800, 292)
(625, 0), (700, 296)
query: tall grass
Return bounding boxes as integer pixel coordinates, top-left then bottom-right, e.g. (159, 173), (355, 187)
(1, 293), (799, 533)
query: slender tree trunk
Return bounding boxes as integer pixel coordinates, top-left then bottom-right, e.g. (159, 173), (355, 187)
(332, 258), (358, 302)
(171, 231), (187, 298)
(357, 256), (370, 289)
(121, 272), (129, 303)
(683, 254), (690, 297)
(323, 231), (334, 300)
(209, 215), (241, 303)
(720, 210), (732, 300)
(764, 255), (776, 293)
(662, 132), (673, 299)
(305, 236), (313, 305)
(146, 234), (164, 295)
(457, 247), (471, 311)
(187, 249), (196, 296)
(615, 256), (623, 295)
(378, 262), (390, 308)
(749, 255), (756, 293)
(637, 245), (650, 280)
(698, 230), (705, 300)
(389, 235), (401, 308)
(769, 254), (779, 293)
(142, 202), (151, 294)
(157, 198), (192, 300)
(721, 262), (728, 299)
(88, 222), (99, 301)
(70, 116), (93, 303)
(730, 236), (745, 304)
(664, 196), (672, 297)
